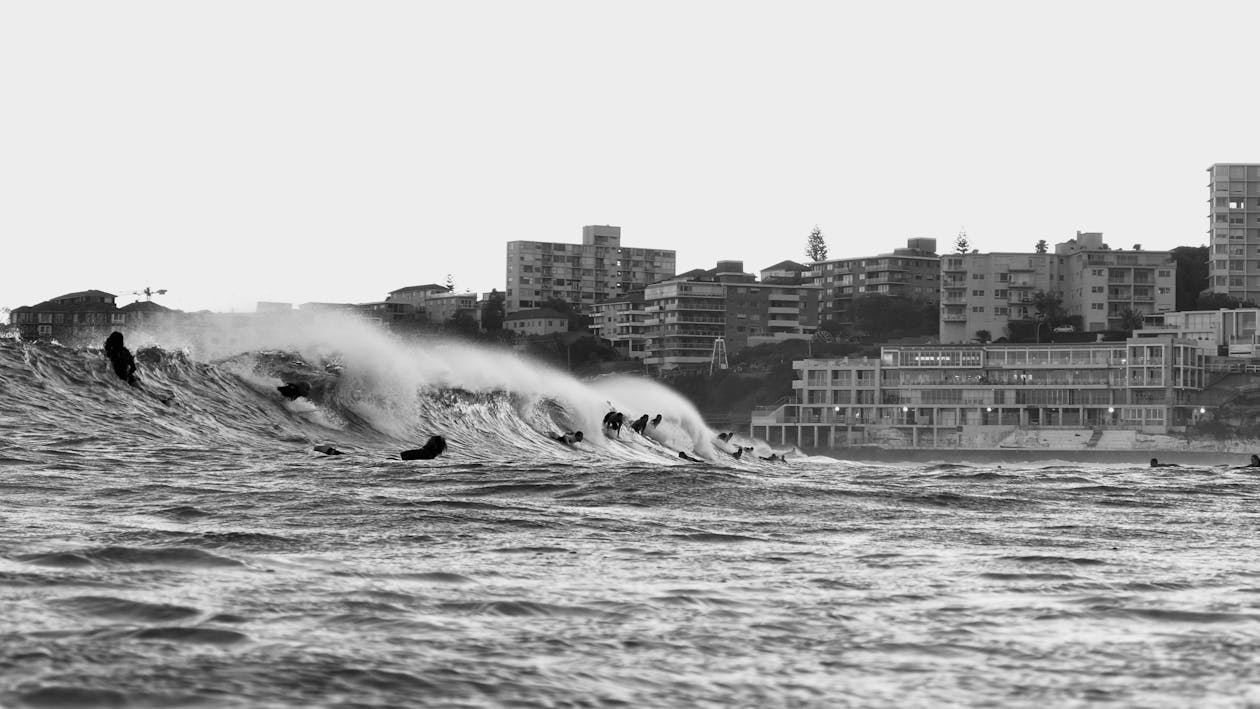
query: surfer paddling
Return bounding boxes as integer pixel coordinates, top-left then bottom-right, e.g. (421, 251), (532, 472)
(555, 431), (583, 446)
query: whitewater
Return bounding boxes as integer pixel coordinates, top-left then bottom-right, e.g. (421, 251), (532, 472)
(3, 316), (1260, 708)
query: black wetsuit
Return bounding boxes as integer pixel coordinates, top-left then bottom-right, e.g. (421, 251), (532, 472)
(103, 332), (138, 386)
(630, 415), (649, 435)
(401, 435), (447, 460)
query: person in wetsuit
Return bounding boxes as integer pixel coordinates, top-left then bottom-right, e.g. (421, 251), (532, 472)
(651, 414), (662, 428)
(103, 331), (138, 386)
(630, 415), (650, 435)
(401, 435), (447, 460)
(555, 431), (584, 446)
(1150, 458), (1180, 468)
(603, 411), (624, 437)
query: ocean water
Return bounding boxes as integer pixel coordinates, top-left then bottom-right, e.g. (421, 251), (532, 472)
(3, 326), (1260, 708)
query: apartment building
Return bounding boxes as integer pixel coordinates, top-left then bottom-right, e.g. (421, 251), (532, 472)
(590, 290), (648, 359)
(642, 260), (822, 371)
(809, 238), (939, 326)
(750, 337), (1208, 449)
(505, 225), (676, 314)
(643, 279), (727, 370)
(1208, 163), (1260, 302)
(940, 252), (1052, 344)
(939, 233), (1175, 344)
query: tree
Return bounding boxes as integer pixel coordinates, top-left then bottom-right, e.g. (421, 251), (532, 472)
(1034, 240), (1048, 254)
(1030, 289), (1067, 326)
(1171, 246), (1209, 312)
(1119, 308), (1145, 332)
(805, 225), (828, 262)
(1196, 291), (1257, 310)
(444, 274), (455, 291)
(445, 310), (480, 338)
(850, 295), (936, 341)
(480, 289), (505, 331)
(974, 329), (992, 343)
(954, 229), (970, 254)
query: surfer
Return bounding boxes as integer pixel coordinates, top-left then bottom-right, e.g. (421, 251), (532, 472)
(1150, 458), (1180, 468)
(277, 381), (311, 400)
(555, 431), (584, 446)
(603, 411), (624, 437)
(313, 445), (344, 456)
(678, 451), (701, 462)
(630, 414), (650, 435)
(651, 414), (662, 428)
(401, 435), (447, 461)
(103, 332), (138, 386)
(1229, 454), (1260, 470)
(731, 447), (743, 460)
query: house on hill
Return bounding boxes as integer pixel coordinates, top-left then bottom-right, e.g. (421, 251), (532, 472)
(9, 290), (123, 341)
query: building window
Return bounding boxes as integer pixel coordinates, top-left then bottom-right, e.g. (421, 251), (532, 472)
(971, 289), (984, 297)
(1092, 303), (1104, 310)
(971, 273), (985, 280)
(971, 306), (984, 313)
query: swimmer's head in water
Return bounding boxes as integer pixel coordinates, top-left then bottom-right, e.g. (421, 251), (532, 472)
(574, 431), (583, 441)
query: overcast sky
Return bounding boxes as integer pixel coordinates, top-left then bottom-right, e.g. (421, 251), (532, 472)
(1, 1), (1252, 313)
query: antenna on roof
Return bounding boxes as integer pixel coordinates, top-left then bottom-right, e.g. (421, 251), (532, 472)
(125, 287), (168, 301)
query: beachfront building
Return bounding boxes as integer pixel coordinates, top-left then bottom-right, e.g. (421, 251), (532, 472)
(10, 290), (123, 341)
(939, 233), (1176, 344)
(1140, 307), (1260, 356)
(641, 260), (823, 371)
(590, 290), (649, 359)
(808, 238), (940, 327)
(505, 225), (676, 314)
(750, 337), (1209, 449)
(1208, 163), (1260, 303)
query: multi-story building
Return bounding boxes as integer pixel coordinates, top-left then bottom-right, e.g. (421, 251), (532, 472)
(385, 284), (449, 319)
(939, 233), (1176, 344)
(809, 238), (939, 326)
(590, 290), (648, 359)
(1208, 163), (1260, 302)
(505, 225), (676, 314)
(643, 278), (727, 370)
(750, 337), (1208, 449)
(424, 291), (479, 325)
(642, 260), (823, 371)
(1058, 232), (1176, 331)
(940, 252), (1052, 344)
(10, 290), (127, 342)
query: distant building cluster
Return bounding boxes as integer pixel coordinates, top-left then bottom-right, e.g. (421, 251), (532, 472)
(12, 162), (1260, 449)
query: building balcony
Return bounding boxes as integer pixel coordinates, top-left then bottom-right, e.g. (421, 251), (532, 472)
(943, 313), (968, 322)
